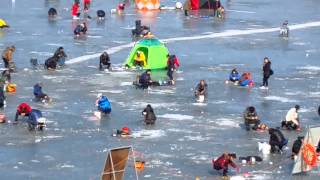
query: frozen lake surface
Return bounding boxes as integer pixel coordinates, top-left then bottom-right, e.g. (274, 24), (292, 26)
(1, 0), (320, 179)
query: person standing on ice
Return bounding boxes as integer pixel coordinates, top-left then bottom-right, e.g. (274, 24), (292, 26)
(166, 55), (177, 85)
(212, 153), (239, 178)
(213, 0), (222, 17)
(83, 0), (91, 12)
(1, 45), (16, 72)
(71, 1), (80, 19)
(268, 128), (288, 153)
(261, 57), (273, 88)
(142, 104), (156, 125)
(99, 52), (111, 71)
(281, 105), (301, 131)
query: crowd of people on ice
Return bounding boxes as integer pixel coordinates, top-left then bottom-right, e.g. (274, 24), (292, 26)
(0, 0), (319, 179)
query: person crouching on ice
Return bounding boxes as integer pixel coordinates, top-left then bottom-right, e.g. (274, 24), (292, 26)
(28, 109), (46, 131)
(14, 103), (32, 122)
(33, 83), (51, 102)
(194, 80), (208, 102)
(213, 153), (239, 178)
(142, 104), (156, 125)
(96, 94), (111, 114)
(229, 68), (240, 83)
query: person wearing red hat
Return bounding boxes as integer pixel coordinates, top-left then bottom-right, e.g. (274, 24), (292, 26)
(113, 127), (131, 137)
(14, 103), (32, 122)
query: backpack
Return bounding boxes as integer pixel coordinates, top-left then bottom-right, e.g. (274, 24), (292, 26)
(270, 69), (274, 76)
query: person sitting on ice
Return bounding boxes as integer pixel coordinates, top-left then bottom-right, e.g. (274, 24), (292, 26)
(212, 153), (239, 178)
(281, 105), (301, 131)
(97, 10), (106, 20)
(291, 136), (304, 160)
(243, 106), (260, 131)
(132, 20), (150, 37)
(44, 56), (58, 70)
(280, 20), (289, 37)
(229, 68), (240, 82)
(142, 104), (156, 125)
(27, 109), (46, 131)
(133, 51), (146, 68)
(239, 72), (254, 87)
(74, 22), (87, 37)
(95, 94), (111, 114)
(139, 70), (153, 89)
(53, 47), (67, 67)
(113, 127), (131, 137)
(194, 80), (208, 98)
(99, 52), (111, 71)
(14, 103), (32, 122)
(33, 83), (51, 102)
(268, 128), (288, 153)
(48, 8), (57, 17)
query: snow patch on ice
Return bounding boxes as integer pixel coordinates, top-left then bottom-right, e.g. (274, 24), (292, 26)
(264, 96), (297, 103)
(216, 118), (240, 128)
(132, 130), (166, 139)
(158, 114), (194, 120)
(297, 66), (320, 71)
(120, 82), (133, 86)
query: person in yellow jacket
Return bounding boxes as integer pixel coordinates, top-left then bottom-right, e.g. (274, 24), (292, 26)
(133, 51), (146, 67)
(2, 46), (16, 71)
(0, 19), (9, 28)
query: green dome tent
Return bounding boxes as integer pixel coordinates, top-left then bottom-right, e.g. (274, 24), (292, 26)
(124, 38), (169, 70)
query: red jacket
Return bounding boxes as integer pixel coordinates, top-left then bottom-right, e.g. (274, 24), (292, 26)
(167, 56), (180, 68)
(213, 154), (237, 169)
(72, 4), (79, 16)
(17, 103), (32, 114)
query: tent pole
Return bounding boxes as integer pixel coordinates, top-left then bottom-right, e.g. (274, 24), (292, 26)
(109, 150), (117, 180)
(132, 146), (139, 180)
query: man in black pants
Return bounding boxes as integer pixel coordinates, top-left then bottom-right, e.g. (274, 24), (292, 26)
(262, 57), (272, 88)
(269, 128), (288, 153)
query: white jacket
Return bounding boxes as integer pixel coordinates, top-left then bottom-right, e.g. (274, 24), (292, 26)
(285, 108), (299, 125)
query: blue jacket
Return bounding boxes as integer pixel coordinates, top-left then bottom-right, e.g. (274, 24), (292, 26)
(33, 84), (43, 96)
(139, 72), (151, 85)
(98, 96), (111, 112)
(240, 79), (251, 86)
(28, 109), (42, 125)
(229, 73), (240, 81)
